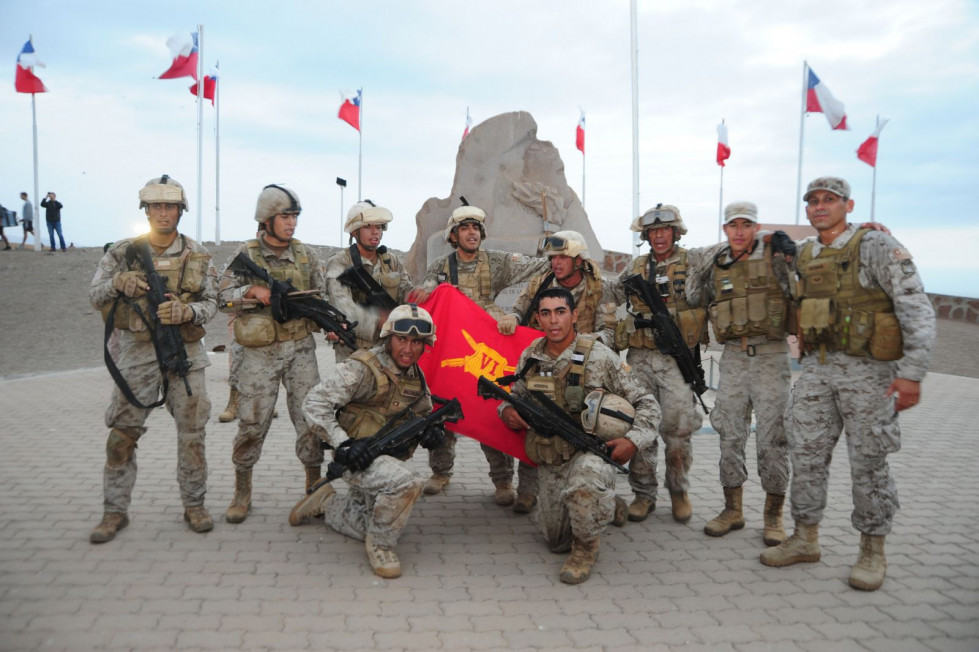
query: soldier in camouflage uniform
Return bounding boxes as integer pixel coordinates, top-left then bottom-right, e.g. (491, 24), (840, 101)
(217, 184), (327, 524)
(325, 201), (421, 363)
(89, 175), (218, 543)
(418, 201), (550, 505)
(292, 305), (445, 579)
(686, 202), (794, 546)
(499, 288), (660, 584)
(610, 205), (708, 523)
(760, 177), (936, 592)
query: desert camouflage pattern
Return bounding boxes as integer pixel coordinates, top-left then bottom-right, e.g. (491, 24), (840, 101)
(508, 334), (660, 549)
(788, 224), (935, 535)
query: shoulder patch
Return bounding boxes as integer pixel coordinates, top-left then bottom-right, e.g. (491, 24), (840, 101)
(891, 247), (913, 262)
(510, 253), (523, 261)
(620, 362), (631, 373)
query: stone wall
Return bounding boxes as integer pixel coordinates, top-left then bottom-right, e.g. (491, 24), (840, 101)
(929, 293), (979, 324)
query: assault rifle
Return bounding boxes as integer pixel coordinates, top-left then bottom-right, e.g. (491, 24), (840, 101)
(622, 273), (709, 413)
(476, 376), (628, 474)
(228, 252), (359, 350)
(309, 395), (464, 492)
(337, 263), (398, 311)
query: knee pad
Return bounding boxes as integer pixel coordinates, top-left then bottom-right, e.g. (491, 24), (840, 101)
(106, 428), (137, 468)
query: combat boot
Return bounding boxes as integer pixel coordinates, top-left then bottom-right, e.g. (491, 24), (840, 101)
(184, 505), (214, 533)
(218, 387), (239, 423)
(559, 536), (600, 585)
(494, 481), (515, 506)
(90, 513), (129, 544)
(671, 491), (692, 523)
(763, 492), (787, 546)
(289, 482), (336, 526)
(628, 495), (655, 522)
(704, 486), (745, 537)
(849, 534), (887, 591)
(760, 522), (820, 567)
(422, 473), (450, 496)
(513, 494), (537, 514)
(612, 496), (628, 527)
(304, 465), (322, 493)
(365, 534), (402, 579)
(225, 468), (252, 524)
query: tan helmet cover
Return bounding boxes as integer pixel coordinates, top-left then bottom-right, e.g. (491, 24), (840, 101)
(379, 303), (437, 346)
(139, 175), (189, 211)
(630, 204), (687, 240)
(345, 202), (393, 234)
(580, 389), (636, 441)
(254, 184), (301, 223)
(444, 204), (487, 243)
(541, 230), (589, 259)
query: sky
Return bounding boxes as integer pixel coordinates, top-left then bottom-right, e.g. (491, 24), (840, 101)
(2, 0), (978, 297)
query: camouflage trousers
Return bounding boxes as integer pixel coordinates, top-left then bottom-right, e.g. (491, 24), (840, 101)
(787, 352), (901, 536)
(231, 335), (323, 471)
(534, 452), (615, 552)
(324, 456), (423, 549)
(427, 431), (539, 496)
(102, 365), (210, 513)
(626, 347), (703, 499)
(709, 342), (790, 493)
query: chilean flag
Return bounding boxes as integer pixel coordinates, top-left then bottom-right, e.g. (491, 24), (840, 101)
(189, 73), (217, 105)
(338, 89), (361, 131)
(716, 121), (731, 166)
(462, 107), (472, 141)
(857, 118), (889, 167)
(15, 40), (47, 94)
(158, 32), (199, 80)
(576, 110), (585, 154)
(806, 66), (848, 130)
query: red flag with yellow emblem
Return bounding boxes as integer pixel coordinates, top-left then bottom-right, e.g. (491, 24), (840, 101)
(417, 285), (539, 464)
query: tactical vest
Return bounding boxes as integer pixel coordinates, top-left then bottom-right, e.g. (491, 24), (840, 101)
(349, 244), (402, 305)
(337, 349), (428, 459)
(522, 335), (596, 466)
(522, 260), (609, 334)
(796, 229), (903, 362)
(623, 249), (707, 350)
(101, 235), (209, 343)
(437, 250), (494, 304)
(233, 239), (316, 347)
(709, 243), (788, 342)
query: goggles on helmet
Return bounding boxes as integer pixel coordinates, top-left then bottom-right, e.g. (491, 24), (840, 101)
(390, 318), (434, 337)
(540, 235), (569, 252)
(638, 208), (680, 228)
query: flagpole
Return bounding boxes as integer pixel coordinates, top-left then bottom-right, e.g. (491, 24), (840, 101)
(870, 114), (879, 222)
(31, 93), (42, 252)
(195, 24), (204, 242)
(630, 0), (641, 256)
(718, 167), (724, 243)
(794, 60), (808, 225)
(357, 88), (363, 201)
(214, 61), (221, 246)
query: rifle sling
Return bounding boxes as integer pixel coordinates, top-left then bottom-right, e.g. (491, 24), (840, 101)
(103, 296), (168, 409)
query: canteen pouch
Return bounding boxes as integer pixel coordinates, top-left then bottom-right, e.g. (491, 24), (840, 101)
(234, 312), (277, 347)
(869, 311), (903, 361)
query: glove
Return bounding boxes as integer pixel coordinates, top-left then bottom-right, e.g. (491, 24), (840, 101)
(769, 230), (797, 259)
(157, 300), (195, 325)
(497, 313), (518, 335)
(335, 438), (374, 472)
(419, 425), (446, 450)
(112, 271), (149, 298)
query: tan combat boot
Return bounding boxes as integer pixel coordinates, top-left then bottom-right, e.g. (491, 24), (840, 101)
(628, 495), (655, 522)
(559, 536), (601, 585)
(184, 505), (214, 533)
(218, 387), (239, 423)
(494, 481), (515, 506)
(671, 491), (692, 523)
(304, 465), (322, 493)
(513, 494), (537, 514)
(365, 534), (402, 579)
(760, 522), (821, 567)
(289, 482), (336, 526)
(90, 513), (129, 544)
(612, 497), (628, 527)
(225, 468), (252, 524)
(704, 486), (745, 537)
(763, 493), (787, 546)
(849, 534), (887, 591)
(422, 473), (450, 496)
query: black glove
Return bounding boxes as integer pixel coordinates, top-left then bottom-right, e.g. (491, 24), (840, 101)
(770, 230), (796, 258)
(419, 425), (447, 450)
(335, 438), (374, 472)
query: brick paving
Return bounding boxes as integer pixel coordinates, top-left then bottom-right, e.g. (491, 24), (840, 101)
(1, 345), (977, 651)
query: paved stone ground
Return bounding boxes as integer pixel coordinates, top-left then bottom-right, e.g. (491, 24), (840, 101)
(1, 343), (977, 651)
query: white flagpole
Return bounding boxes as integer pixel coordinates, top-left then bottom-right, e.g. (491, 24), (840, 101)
(214, 61), (221, 246)
(718, 169), (724, 243)
(630, 0), (640, 256)
(29, 35), (42, 252)
(794, 60), (808, 225)
(195, 25), (204, 242)
(870, 114), (879, 222)
(581, 111), (586, 210)
(357, 88), (363, 201)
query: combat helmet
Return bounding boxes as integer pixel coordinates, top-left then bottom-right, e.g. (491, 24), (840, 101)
(540, 230), (589, 259)
(254, 184), (301, 223)
(344, 200), (392, 234)
(630, 204), (687, 241)
(444, 196), (487, 245)
(139, 174), (189, 212)
(580, 389), (636, 442)
(379, 303), (437, 346)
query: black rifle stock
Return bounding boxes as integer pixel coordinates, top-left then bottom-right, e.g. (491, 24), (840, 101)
(310, 395), (464, 492)
(622, 274), (709, 413)
(229, 252), (359, 350)
(337, 264), (398, 312)
(476, 376), (628, 474)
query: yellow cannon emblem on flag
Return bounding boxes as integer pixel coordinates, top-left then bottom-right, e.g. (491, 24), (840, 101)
(441, 329), (516, 381)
